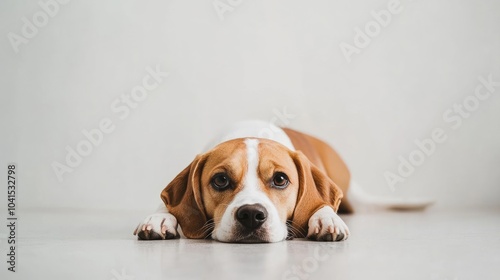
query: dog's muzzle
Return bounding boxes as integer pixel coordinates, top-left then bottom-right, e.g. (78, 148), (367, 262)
(235, 203), (268, 230)
(231, 203), (271, 242)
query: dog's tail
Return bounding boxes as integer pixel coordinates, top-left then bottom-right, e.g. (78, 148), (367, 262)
(347, 181), (435, 211)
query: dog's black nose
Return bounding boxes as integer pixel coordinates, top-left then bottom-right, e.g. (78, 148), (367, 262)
(236, 204), (268, 230)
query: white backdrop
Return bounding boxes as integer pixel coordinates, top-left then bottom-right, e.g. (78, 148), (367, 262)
(1, 0), (499, 211)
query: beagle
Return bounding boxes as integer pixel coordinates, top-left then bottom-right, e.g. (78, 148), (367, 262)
(134, 120), (353, 242)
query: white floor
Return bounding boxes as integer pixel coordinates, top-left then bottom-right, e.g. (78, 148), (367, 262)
(1, 207), (499, 280)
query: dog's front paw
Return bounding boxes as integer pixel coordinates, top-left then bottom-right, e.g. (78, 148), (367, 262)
(307, 206), (349, 241)
(133, 213), (179, 240)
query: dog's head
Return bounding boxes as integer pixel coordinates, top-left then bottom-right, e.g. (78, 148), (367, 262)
(161, 138), (343, 242)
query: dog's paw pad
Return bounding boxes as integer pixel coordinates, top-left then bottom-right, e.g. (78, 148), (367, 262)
(133, 213), (178, 240)
(307, 206), (349, 242)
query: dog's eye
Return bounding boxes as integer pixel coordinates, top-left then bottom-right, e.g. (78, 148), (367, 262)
(211, 173), (231, 190)
(271, 172), (289, 189)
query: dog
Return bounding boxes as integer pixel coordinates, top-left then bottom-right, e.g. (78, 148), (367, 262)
(133, 120), (355, 242)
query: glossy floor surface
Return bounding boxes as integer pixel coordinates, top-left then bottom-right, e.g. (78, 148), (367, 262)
(1, 207), (499, 280)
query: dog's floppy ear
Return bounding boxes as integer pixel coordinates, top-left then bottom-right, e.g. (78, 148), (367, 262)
(160, 154), (209, 239)
(290, 151), (344, 237)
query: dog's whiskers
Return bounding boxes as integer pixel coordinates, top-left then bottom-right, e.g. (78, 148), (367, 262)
(197, 219), (215, 238)
(286, 220), (307, 238)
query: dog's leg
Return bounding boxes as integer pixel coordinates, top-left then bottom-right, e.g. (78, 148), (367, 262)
(307, 206), (350, 241)
(133, 204), (179, 240)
